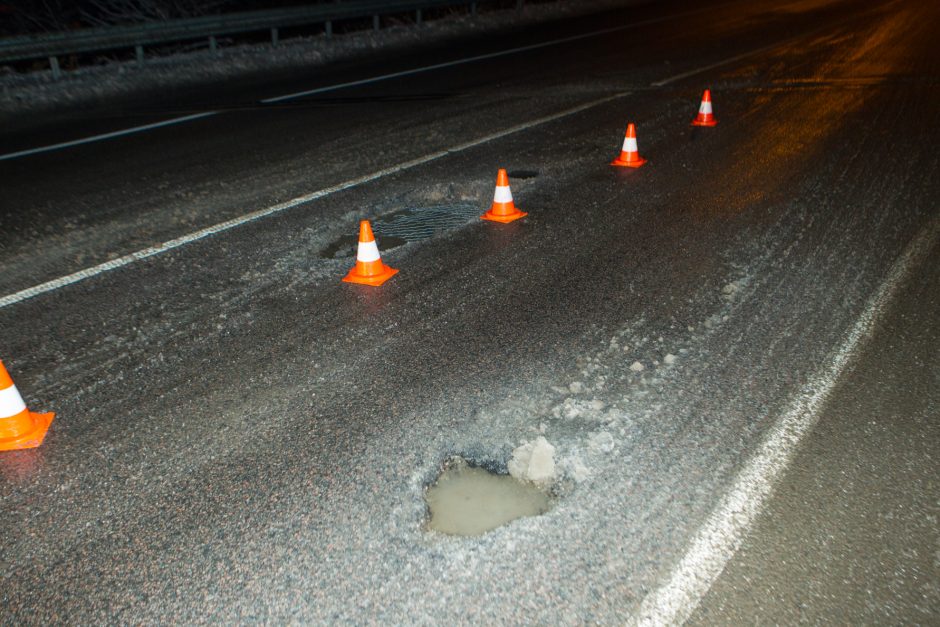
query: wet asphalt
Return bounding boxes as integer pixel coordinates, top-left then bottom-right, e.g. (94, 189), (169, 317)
(1, 0), (938, 623)
(690, 232), (940, 625)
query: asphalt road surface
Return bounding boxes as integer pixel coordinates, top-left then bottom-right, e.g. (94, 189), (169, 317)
(1, 0), (938, 623)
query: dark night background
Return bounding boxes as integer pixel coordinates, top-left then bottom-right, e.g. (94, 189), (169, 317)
(0, 0), (353, 35)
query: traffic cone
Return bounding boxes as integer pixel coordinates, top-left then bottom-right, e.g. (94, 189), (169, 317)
(691, 89), (718, 126)
(0, 360), (54, 452)
(342, 220), (399, 286)
(611, 123), (646, 168)
(481, 169), (527, 223)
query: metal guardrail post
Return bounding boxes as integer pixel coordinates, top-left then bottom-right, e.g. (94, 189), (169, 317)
(326, 20), (333, 38)
(271, 27), (279, 46)
(135, 44), (144, 64)
(373, 15), (380, 31)
(49, 55), (60, 80)
(416, 9), (423, 25)
(209, 35), (218, 52)
(470, 2), (477, 16)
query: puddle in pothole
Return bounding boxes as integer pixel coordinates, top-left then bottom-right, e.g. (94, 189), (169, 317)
(320, 202), (481, 259)
(425, 457), (552, 537)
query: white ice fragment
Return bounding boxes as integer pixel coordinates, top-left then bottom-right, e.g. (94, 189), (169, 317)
(664, 353), (677, 365)
(589, 431), (616, 453)
(508, 436), (556, 487)
(569, 381), (584, 394)
(566, 456), (591, 482)
(538, 422), (547, 433)
(630, 361), (645, 372)
(590, 399), (606, 411)
(722, 281), (739, 295)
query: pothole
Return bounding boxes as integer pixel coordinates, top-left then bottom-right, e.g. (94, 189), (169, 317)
(507, 169), (539, 179)
(320, 202), (481, 259)
(425, 457), (552, 537)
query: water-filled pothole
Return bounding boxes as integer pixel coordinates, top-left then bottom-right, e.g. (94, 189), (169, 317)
(425, 457), (551, 537)
(320, 202), (481, 259)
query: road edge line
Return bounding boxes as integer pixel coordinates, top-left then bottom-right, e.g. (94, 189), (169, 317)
(628, 214), (940, 626)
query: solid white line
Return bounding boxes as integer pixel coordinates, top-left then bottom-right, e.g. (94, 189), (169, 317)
(650, 41), (787, 87)
(0, 111), (219, 162)
(650, 17), (853, 87)
(0, 91), (629, 310)
(262, 7), (715, 104)
(629, 214), (940, 627)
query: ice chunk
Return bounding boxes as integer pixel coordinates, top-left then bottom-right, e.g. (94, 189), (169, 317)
(630, 361), (645, 372)
(566, 455), (591, 482)
(508, 436), (556, 487)
(569, 381), (584, 394)
(664, 353), (677, 365)
(589, 431), (616, 453)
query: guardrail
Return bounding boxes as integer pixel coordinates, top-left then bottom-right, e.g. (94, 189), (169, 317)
(0, 0), (532, 79)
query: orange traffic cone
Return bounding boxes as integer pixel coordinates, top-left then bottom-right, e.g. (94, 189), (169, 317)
(342, 220), (399, 286)
(0, 360), (54, 452)
(611, 123), (647, 168)
(691, 89), (718, 126)
(481, 169), (527, 223)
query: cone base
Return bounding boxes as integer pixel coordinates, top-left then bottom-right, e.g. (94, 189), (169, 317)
(0, 412), (54, 451)
(611, 156), (647, 168)
(342, 265), (398, 287)
(691, 118), (718, 127)
(481, 209), (527, 223)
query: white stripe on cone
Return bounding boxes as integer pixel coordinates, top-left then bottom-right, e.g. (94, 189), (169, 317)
(622, 136), (639, 152)
(493, 185), (513, 204)
(0, 385), (27, 418)
(357, 239), (381, 263)
(699, 100), (713, 114)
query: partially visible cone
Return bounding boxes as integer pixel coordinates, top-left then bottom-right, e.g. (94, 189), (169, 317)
(0, 360), (54, 452)
(342, 220), (399, 286)
(481, 169), (527, 223)
(611, 123), (647, 168)
(691, 89), (718, 126)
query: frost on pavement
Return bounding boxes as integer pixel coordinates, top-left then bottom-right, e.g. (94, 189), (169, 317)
(508, 436), (557, 487)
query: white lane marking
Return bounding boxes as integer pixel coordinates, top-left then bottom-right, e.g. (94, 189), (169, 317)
(0, 112), (219, 162)
(629, 215), (940, 627)
(0, 91), (629, 310)
(650, 41), (789, 87)
(650, 18), (850, 87)
(0, 4), (720, 162)
(262, 6), (717, 104)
